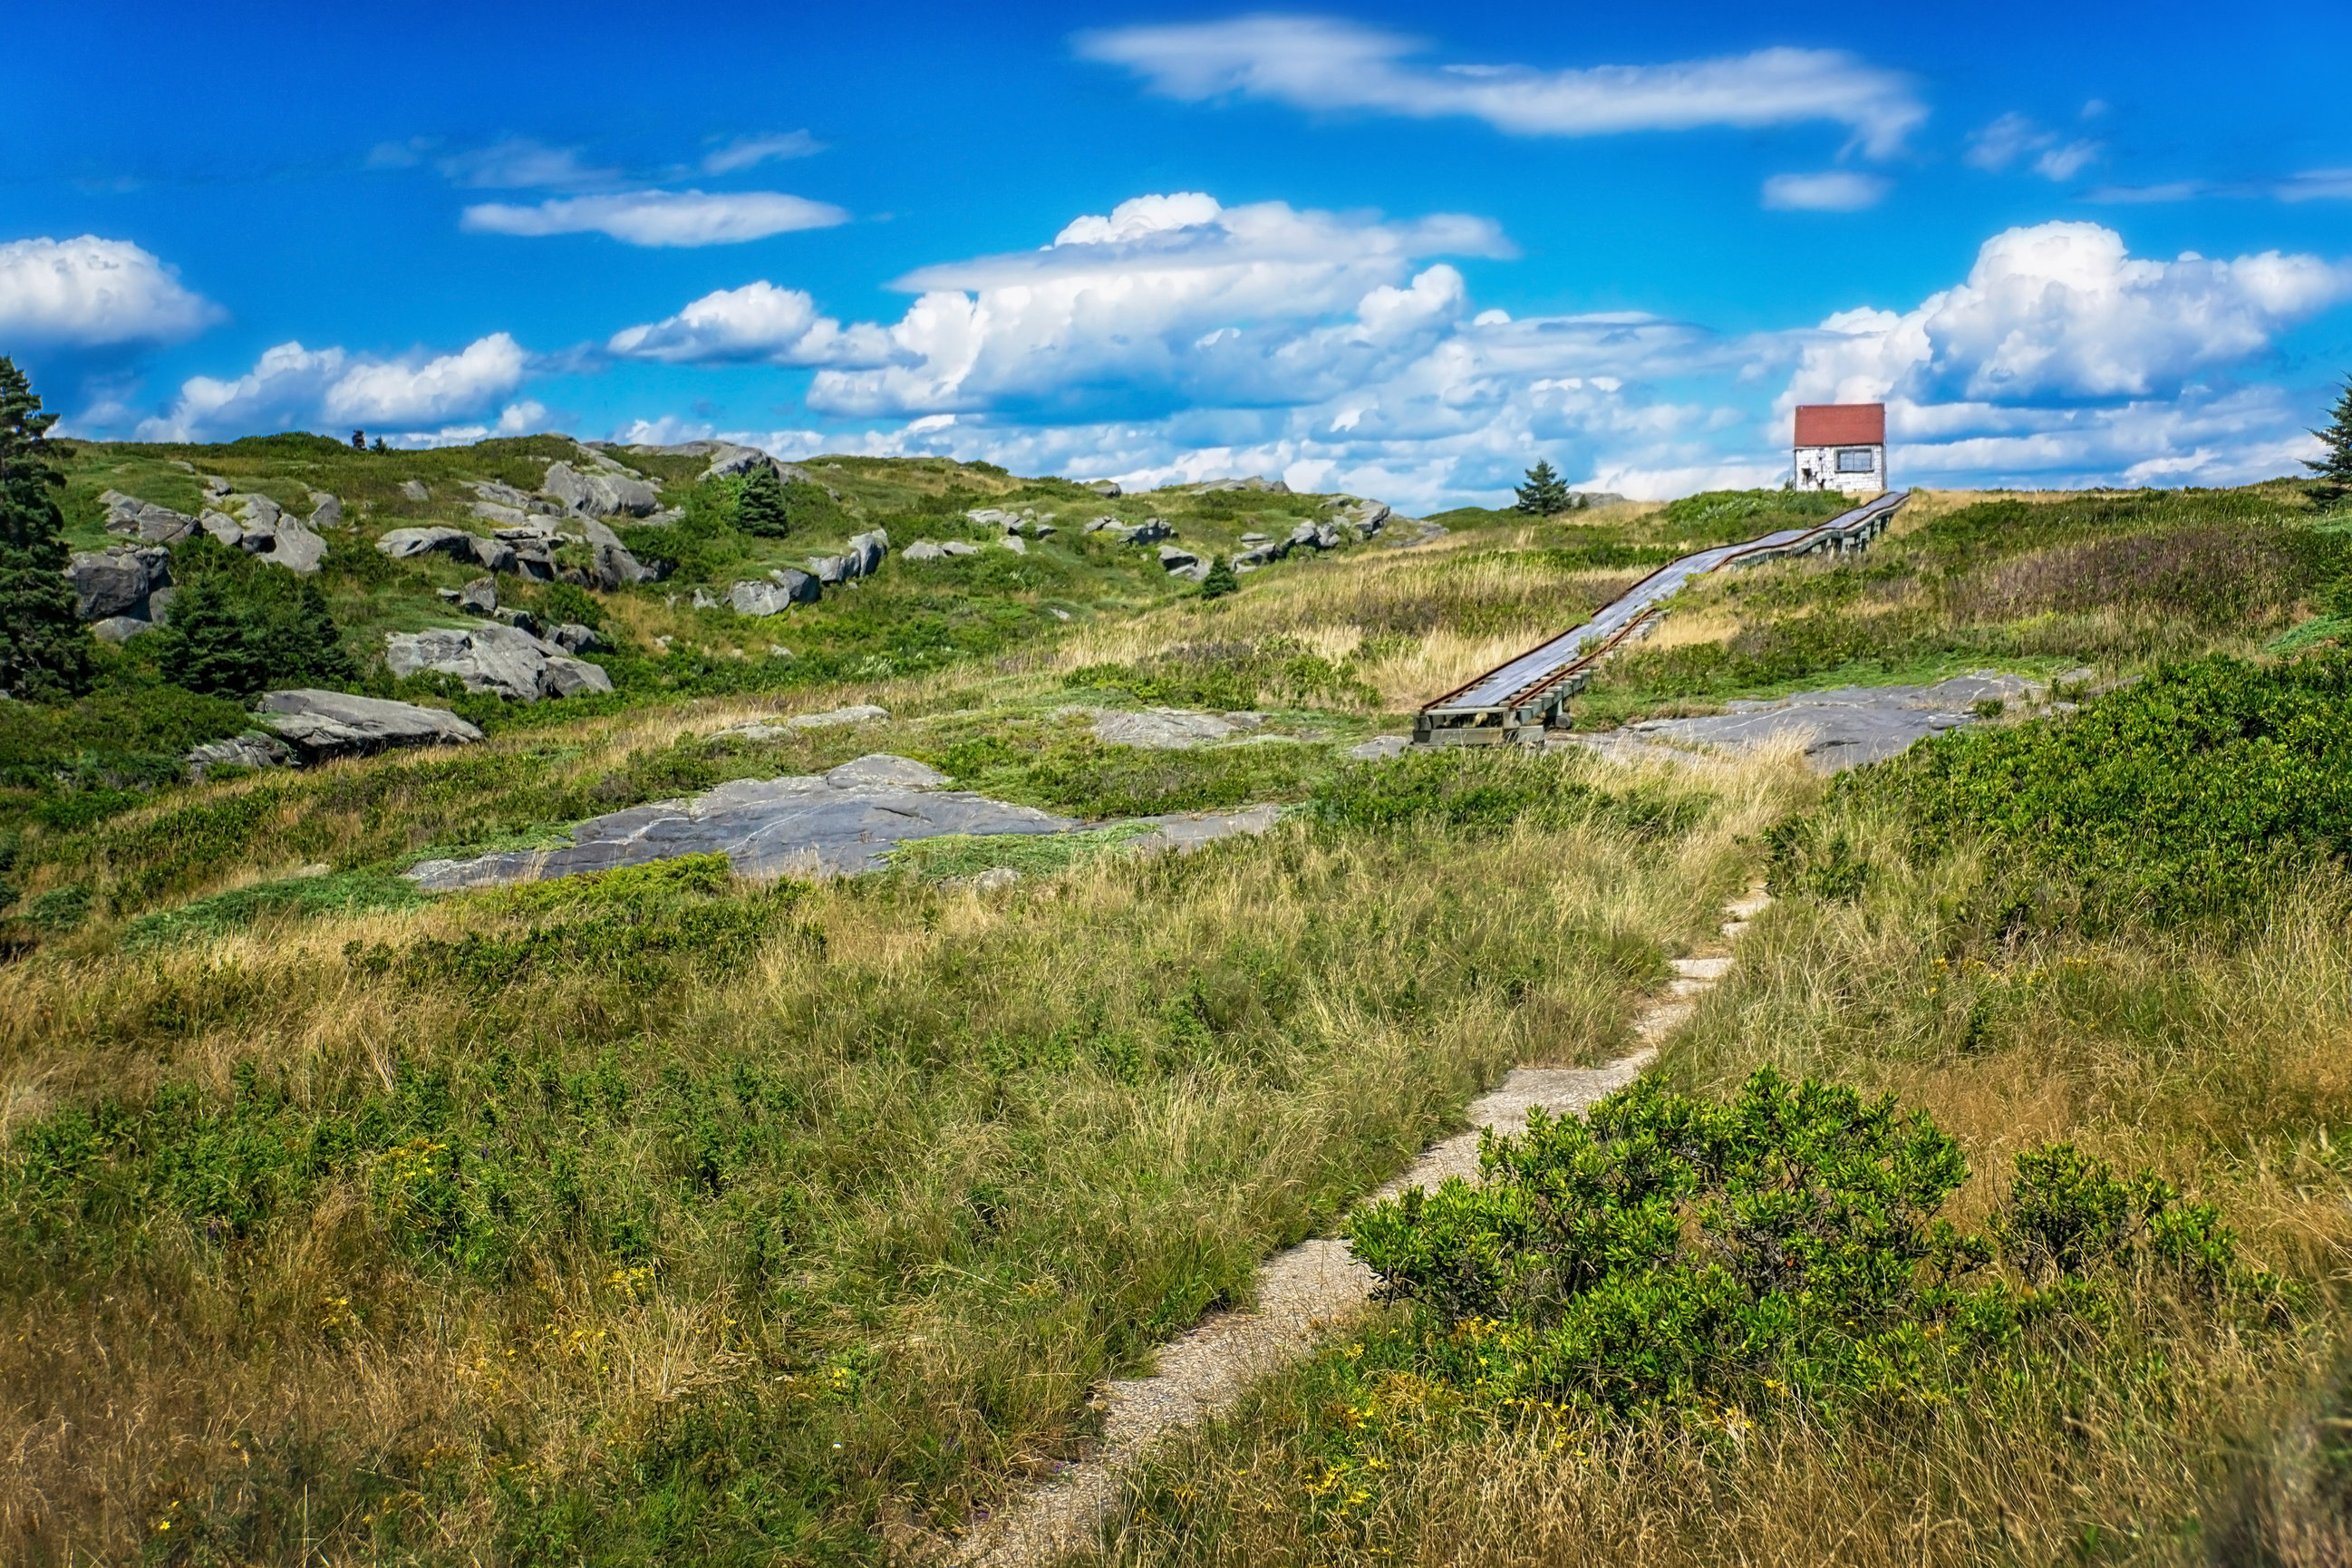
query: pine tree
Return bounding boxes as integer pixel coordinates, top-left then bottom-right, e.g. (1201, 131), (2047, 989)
(0, 360), (92, 701)
(2306, 378), (2352, 501)
(1199, 556), (1239, 600)
(736, 462), (791, 537)
(1514, 460), (1573, 516)
(153, 537), (357, 698)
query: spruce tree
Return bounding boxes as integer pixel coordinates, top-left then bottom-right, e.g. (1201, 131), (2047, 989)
(153, 537), (357, 698)
(736, 462), (791, 537)
(0, 360), (92, 701)
(1514, 460), (1573, 516)
(2306, 377), (2352, 502)
(1199, 555), (1239, 599)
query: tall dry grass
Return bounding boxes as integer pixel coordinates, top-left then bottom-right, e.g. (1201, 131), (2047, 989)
(0, 750), (1805, 1562)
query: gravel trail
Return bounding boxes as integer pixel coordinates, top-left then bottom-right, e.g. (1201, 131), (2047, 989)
(953, 886), (1773, 1565)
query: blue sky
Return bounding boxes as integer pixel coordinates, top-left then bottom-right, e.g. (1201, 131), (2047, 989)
(7, 0), (2352, 507)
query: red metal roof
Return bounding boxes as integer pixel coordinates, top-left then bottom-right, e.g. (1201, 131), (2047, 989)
(1794, 403), (1885, 446)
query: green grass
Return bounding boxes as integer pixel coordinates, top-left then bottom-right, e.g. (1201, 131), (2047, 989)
(884, 822), (1157, 881)
(120, 868), (430, 949)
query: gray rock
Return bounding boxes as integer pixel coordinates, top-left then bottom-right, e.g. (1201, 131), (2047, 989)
(1000, 535), (1027, 556)
(1348, 735), (1412, 760)
(541, 656), (615, 699)
(257, 689), (485, 762)
(266, 519), (328, 575)
(493, 606), (545, 635)
(731, 573), (818, 616)
(549, 623), (605, 654)
(185, 731), (296, 777)
(403, 758), (1072, 889)
(1157, 544), (1201, 573)
(147, 586), (177, 624)
(941, 540), (979, 557)
(89, 615), (159, 644)
(1088, 479), (1122, 498)
(967, 508), (1021, 530)
(307, 491), (344, 529)
(711, 705), (890, 742)
(201, 475), (231, 497)
(971, 866), (1021, 892)
(696, 443), (806, 483)
(807, 555), (848, 585)
(1125, 802), (1284, 853)
(583, 519), (656, 590)
(825, 753), (948, 789)
(230, 493), (282, 529)
(543, 460), (659, 518)
(376, 526), (476, 560)
(847, 529), (888, 576)
(200, 511), (244, 547)
(1596, 671), (2048, 775)
(458, 576), (498, 615)
(65, 545), (170, 621)
(383, 623), (605, 702)
(398, 479), (430, 502)
(903, 541), (946, 561)
(100, 490), (198, 545)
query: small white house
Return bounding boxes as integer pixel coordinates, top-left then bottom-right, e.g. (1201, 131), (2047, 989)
(1793, 403), (1887, 495)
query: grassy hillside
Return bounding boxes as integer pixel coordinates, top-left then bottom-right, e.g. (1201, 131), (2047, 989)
(0, 440), (2348, 1564)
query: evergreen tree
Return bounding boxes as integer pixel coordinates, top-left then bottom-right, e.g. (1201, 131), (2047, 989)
(1199, 555), (1239, 599)
(736, 462), (791, 537)
(0, 360), (92, 701)
(1514, 460), (1573, 516)
(2306, 377), (2352, 501)
(153, 538), (357, 698)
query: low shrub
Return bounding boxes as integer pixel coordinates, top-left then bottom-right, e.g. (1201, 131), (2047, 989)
(1838, 649), (2352, 925)
(121, 869), (428, 950)
(1348, 1068), (2285, 1417)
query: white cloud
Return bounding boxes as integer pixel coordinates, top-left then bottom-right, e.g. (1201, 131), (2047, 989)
(460, 189), (849, 247)
(137, 333), (530, 440)
(805, 192), (1510, 418)
(438, 137), (619, 190)
(702, 131), (822, 174)
(0, 236), (221, 347)
(1785, 221), (2352, 407)
(607, 281), (895, 365)
(1077, 15), (1925, 157)
(604, 198), (2352, 508)
(1964, 112), (2101, 181)
(323, 333), (528, 424)
(386, 400), (552, 450)
(1761, 170), (1891, 211)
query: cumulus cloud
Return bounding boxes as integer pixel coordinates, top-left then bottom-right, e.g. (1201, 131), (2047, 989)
(603, 199), (2352, 508)
(1077, 15), (1925, 157)
(702, 131), (822, 174)
(1761, 171), (1891, 211)
(801, 191), (1511, 418)
(460, 189), (849, 247)
(1964, 112), (2101, 181)
(137, 333), (530, 441)
(0, 236), (221, 347)
(1785, 221), (2352, 407)
(323, 333), (528, 424)
(606, 281), (893, 366)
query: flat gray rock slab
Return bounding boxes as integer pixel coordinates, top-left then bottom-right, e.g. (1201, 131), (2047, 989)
(1610, 670), (2043, 773)
(258, 689), (485, 761)
(405, 758), (1074, 890)
(1126, 803), (1283, 853)
(1347, 734), (1411, 760)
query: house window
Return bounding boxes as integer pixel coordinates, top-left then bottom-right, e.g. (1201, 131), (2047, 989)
(1836, 447), (1876, 473)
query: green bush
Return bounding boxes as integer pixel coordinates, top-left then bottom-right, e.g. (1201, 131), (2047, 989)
(151, 535), (358, 698)
(1840, 650), (2352, 925)
(1348, 1069), (2279, 1416)
(122, 870), (429, 950)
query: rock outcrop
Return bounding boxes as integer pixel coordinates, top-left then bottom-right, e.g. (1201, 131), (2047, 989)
(101, 490), (198, 545)
(584, 519), (658, 589)
(542, 460), (659, 518)
(730, 572), (820, 616)
(404, 753), (1070, 889)
(256, 689), (486, 762)
(185, 731), (297, 778)
(377, 527), (512, 574)
(383, 624), (614, 702)
(66, 545), (171, 622)
(1086, 517), (1174, 546)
